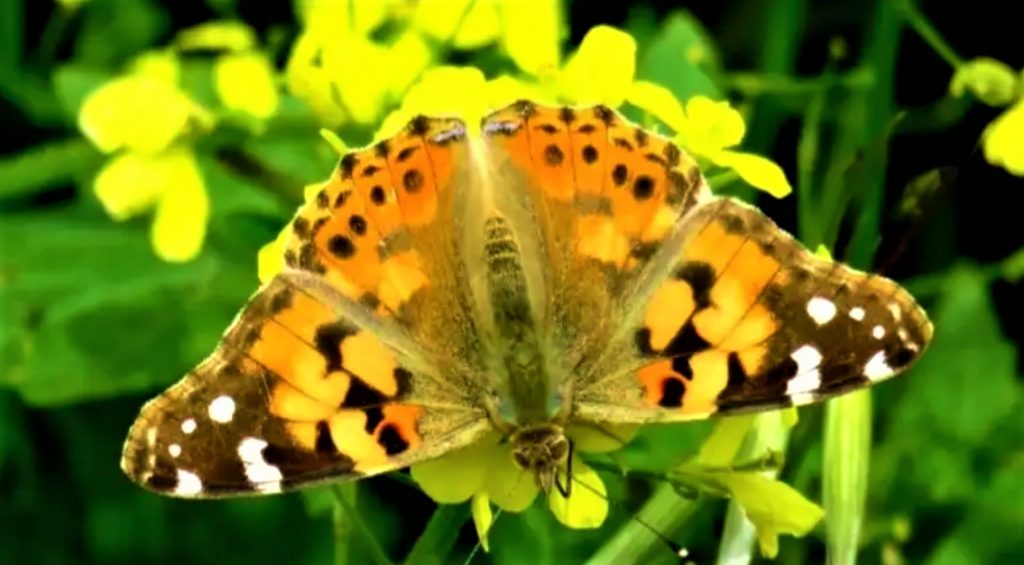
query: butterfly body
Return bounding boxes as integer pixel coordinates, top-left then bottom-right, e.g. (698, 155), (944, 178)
(122, 101), (932, 499)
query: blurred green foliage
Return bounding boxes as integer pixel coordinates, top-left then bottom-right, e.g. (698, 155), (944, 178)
(2, 1), (1024, 564)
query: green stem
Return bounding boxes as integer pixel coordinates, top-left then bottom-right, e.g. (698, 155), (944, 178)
(727, 69), (874, 98)
(403, 503), (471, 565)
(898, 0), (964, 68)
(332, 485), (395, 565)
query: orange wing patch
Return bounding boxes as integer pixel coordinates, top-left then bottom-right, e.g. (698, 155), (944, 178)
(633, 198), (933, 417)
(481, 101), (708, 271)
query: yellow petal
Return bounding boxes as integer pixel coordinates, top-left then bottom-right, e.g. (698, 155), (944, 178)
(486, 76), (548, 111)
(386, 30), (434, 97)
(411, 434), (499, 504)
(949, 57), (1019, 107)
(78, 76), (195, 154)
(258, 226), (291, 284)
(682, 96), (746, 154)
(717, 472), (824, 558)
(471, 493), (493, 553)
(547, 454), (608, 529)
(150, 149), (209, 263)
(482, 442), (539, 513)
(983, 100), (1024, 177)
(130, 50), (180, 84)
(375, 108), (416, 144)
(567, 423), (639, 453)
(413, 0), (500, 49)
(627, 81), (687, 132)
(176, 20), (258, 52)
(498, 0), (561, 76)
(93, 153), (166, 221)
(299, 0), (394, 37)
(713, 151), (793, 198)
(321, 34), (391, 125)
(558, 25), (636, 107)
(401, 66), (489, 134)
(214, 51), (280, 119)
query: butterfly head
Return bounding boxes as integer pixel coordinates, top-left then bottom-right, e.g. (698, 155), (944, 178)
(509, 424), (570, 493)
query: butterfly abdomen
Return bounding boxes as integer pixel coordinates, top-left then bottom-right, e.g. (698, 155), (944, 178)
(481, 216), (558, 425)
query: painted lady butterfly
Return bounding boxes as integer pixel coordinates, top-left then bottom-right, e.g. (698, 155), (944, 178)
(121, 101), (933, 499)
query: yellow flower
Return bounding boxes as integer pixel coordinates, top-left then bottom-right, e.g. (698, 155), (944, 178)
(286, 1), (432, 128)
(983, 98), (1024, 176)
(499, 0), (562, 77)
(130, 50), (179, 84)
(413, 0), (501, 49)
(214, 51), (280, 120)
(412, 424), (638, 537)
(78, 75), (198, 155)
(628, 81), (792, 198)
(557, 25), (636, 107)
(481, 23), (626, 109)
(175, 20), (258, 52)
(94, 148), (209, 262)
(377, 66), (490, 140)
(949, 57), (1019, 107)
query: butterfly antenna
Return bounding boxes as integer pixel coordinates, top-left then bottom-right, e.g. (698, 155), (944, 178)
(873, 165), (960, 277)
(562, 449), (691, 561)
(461, 465), (532, 565)
(461, 506), (504, 565)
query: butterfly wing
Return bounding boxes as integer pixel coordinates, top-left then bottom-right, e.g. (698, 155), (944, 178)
(121, 118), (495, 498)
(477, 101), (932, 425)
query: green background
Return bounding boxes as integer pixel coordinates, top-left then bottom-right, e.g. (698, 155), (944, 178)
(2, 1), (1023, 564)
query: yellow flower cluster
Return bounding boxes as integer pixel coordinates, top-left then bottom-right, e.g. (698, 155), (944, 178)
(78, 21), (281, 262)
(78, 50), (210, 262)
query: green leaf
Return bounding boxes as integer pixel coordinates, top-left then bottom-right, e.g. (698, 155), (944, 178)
(72, 0), (168, 67)
(899, 264), (1020, 445)
(635, 10), (723, 104)
(199, 153), (290, 218)
(52, 64), (112, 120)
(0, 209), (253, 405)
(0, 138), (104, 200)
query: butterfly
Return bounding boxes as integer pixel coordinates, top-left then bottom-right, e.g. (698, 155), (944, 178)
(121, 101), (933, 498)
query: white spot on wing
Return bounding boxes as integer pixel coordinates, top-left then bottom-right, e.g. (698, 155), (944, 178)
(146, 427), (157, 446)
(787, 345), (824, 400)
(807, 297), (837, 325)
(872, 325), (886, 339)
(169, 444), (181, 457)
(849, 307), (865, 321)
(182, 419), (197, 434)
(175, 469), (203, 496)
(864, 351), (895, 381)
(209, 396), (236, 423)
(239, 438), (283, 494)
(888, 303), (902, 322)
